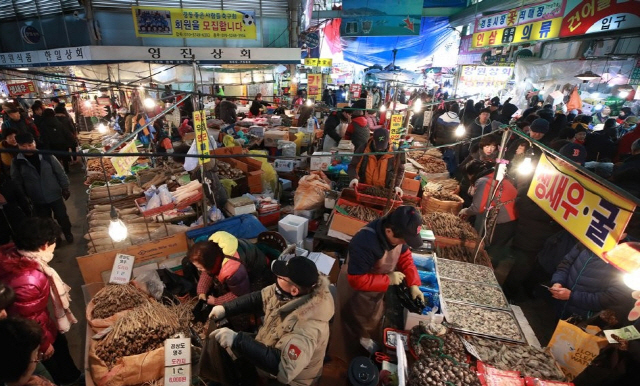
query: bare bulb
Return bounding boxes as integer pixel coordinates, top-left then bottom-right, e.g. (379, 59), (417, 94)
(143, 98), (156, 109)
(618, 91), (629, 99)
(306, 99), (313, 106)
(84, 100), (92, 108)
(455, 124), (465, 137)
(108, 219), (128, 242)
(380, 105), (387, 113)
(623, 269), (640, 290)
(97, 123), (107, 133)
(518, 157), (534, 175)
(413, 99), (422, 113)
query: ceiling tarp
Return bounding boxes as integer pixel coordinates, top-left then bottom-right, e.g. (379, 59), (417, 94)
(336, 17), (455, 69)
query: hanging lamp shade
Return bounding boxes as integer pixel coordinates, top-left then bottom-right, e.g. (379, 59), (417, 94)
(575, 70), (602, 81)
(602, 242), (640, 273)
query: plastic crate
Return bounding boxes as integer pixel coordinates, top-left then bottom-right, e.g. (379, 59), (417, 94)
(355, 183), (402, 208)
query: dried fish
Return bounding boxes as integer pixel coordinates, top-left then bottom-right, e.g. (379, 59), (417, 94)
(423, 212), (479, 241)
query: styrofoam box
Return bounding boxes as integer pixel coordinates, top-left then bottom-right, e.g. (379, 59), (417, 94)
(403, 308), (444, 330)
(278, 214), (309, 244)
(310, 152), (332, 171)
(274, 159), (295, 172)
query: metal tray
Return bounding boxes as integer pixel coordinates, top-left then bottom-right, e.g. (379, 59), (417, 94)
(435, 256), (499, 286)
(438, 277), (510, 310)
(441, 300), (526, 344)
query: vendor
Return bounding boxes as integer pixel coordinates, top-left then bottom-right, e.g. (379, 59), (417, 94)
(329, 206), (424, 363)
(322, 109), (350, 152)
(207, 256), (333, 386)
(249, 93), (271, 117)
(172, 144), (228, 209)
(348, 128), (405, 196)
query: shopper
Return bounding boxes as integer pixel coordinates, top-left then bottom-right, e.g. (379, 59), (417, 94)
(584, 119), (617, 162)
(550, 241), (633, 320)
(1, 105), (40, 145)
(467, 107), (492, 139)
(0, 217), (81, 385)
(321, 89), (334, 107)
(329, 206), (424, 363)
(0, 126), (19, 174)
(528, 118), (551, 146)
(219, 97), (238, 125)
(432, 101), (461, 146)
(459, 135), (499, 170)
(460, 99), (477, 128)
(617, 116), (640, 161)
(0, 167), (30, 245)
(322, 109), (349, 152)
(343, 100), (370, 152)
(489, 97), (501, 122)
(348, 128), (405, 195)
(0, 318), (56, 386)
(249, 93), (271, 116)
(38, 109), (75, 173)
(547, 113), (569, 142)
(592, 105), (611, 125)
(616, 107), (635, 125)
(30, 100), (45, 129)
(11, 133), (73, 243)
(497, 98), (518, 124)
(371, 87), (381, 109)
(207, 256), (333, 386)
(617, 116), (638, 140)
(572, 125), (588, 145)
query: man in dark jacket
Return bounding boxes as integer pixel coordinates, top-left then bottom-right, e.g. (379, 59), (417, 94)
(550, 242), (633, 320)
(219, 98), (238, 125)
(612, 138), (640, 197)
(489, 97), (501, 122)
(39, 109), (75, 173)
(468, 108), (492, 139)
(1, 106), (40, 145)
(31, 100), (44, 129)
(10, 133), (73, 242)
(249, 93), (271, 116)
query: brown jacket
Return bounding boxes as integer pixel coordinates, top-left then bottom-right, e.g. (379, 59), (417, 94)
(256, 276), (334, 386)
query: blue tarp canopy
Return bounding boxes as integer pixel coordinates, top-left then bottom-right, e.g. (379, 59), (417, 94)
(185, 214), (267, 242)
(341, 17), (455, 68)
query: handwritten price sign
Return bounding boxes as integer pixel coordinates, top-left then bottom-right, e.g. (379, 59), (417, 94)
(193, 110), (209, 165)
(108, 253), (135, 284)
(111, 141), (139, 176)
(164, 337), (191, 386)
(389, 114), (403, 147)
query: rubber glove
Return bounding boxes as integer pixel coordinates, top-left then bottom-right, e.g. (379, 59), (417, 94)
(208, 305), (226, 320)
(198, 293), (207, 301)
(394, 187), (403, 197)
(349, 179), (359, 188)
(410, 285), (425, 302)
(209, 231), (239, 256)
(211, 327), (237, 349)
(387, 271), (406, 285)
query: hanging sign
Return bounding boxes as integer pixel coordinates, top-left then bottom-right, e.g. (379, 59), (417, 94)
(349, 84), (362, 99)
(303, 32), (320, 49)
(475, 0), (565, 33)
(111, 141), (139, 176)
(527, 154), (636, 259)
(132, 6), (257, 39)
(341, 0), (422, 36)
(6, 81), (36, 96)
(629, 59), (640, 86)
(560, 0), (640, 37)
(304, 58), (333, 67)
(472, 17), (562, 48)
(307, 74), (322, 99)
(108, 254), (135, 284)
(164, 337), (191, 386)
(389, 114), (403, 147)
(193, 110), (209, 165)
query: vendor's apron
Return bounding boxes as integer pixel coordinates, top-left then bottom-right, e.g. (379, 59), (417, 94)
(328, 227), (403, 364)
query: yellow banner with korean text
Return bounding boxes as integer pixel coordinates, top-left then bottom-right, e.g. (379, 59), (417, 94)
(111, 141), (139, 176)
(389, 115), (403, 147)
(193, 110), (210, 165)
(307, 74), (323, 100)
(472, 17), (562, 48)
(304, 58), (333, 67)
(527, 154), (636, 258)
(132, 6), (257, 39)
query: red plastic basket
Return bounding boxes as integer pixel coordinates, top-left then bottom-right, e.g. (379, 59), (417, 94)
(135, 197), (174, 217)
(354, 183), (403, 208)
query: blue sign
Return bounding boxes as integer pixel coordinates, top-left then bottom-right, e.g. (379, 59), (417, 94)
(21, 26), (41, 44)
(304, 32), (320, 49)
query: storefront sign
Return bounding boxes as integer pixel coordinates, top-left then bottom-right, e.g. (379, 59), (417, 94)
(6, 81), (36, 96)
(349, 84), (362, 99)
(20, 25), (41, 44)
(389, 114), (403, 146)
(108, 254), (135, 284)
(527, 153), (636, 258)
(476, 0), (565, 32)
(304, 58), (333, 67)
(341, 0), (422, 36)
(472, 17), (562, 48)
(132, 6), (257, 40)
(111, 141), (139, 176)
(164, 337), (191, 386)
(630, 59), (640, 86)
(0, 46), (299, 67)
(459, 65), (514, 89)
(193, 110), (209, 165)
(307, 74), (322, 99)
(303, 32), (320, 49)
(560, 0), (640, 37)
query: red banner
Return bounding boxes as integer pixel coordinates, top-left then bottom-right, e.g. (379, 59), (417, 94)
(349, 84), (361, 99)
(560, 0), (640, 37)
(7, 81), (36, 96)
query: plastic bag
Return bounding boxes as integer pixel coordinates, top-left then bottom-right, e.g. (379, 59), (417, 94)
(293, 172), (332, 211)
(249, 150), (278, 192)
(144, 185), (157, 201)
(157, 184), (173, 206)
(413, 254), (435, 271)
(134, 270), (165, 300)
(146, 193), (161, 210)
(418, 270), (438, 287)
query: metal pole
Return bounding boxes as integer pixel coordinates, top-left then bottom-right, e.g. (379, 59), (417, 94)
(192, 60), (209, 226)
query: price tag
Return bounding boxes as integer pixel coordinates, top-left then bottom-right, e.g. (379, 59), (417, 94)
(164, 337), (191, 386)
(366, 93), (373, 110)
(460, 337), (482, 361)
(108, 253), (134, 284)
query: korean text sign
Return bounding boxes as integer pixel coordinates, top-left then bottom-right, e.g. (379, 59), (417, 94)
(475, 0), (565, 32)
(560, 0), (640, 37)
(472, 17), (562, 48)
(7, 81), (36, 96)
(307, 74), (322, 99)
(193, 110), (209, 165)
(132, 6), (257, 39)
(527, 154), (635, 258)
(111, 141), (139, 176)
(389, 115), (403, 147)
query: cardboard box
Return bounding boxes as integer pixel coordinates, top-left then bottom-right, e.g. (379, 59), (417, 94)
(264, 130), (290, 147)
(278, 214), (309, 244)
(402, 178), (421, 197)
(310, 151), (332, 171)
(327, 198), (381, 241)
(306, 252), (340, 284)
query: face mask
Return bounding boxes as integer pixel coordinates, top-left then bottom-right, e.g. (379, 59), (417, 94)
(275, 280), (294, 302)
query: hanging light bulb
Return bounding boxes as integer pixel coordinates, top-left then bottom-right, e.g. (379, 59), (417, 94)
(518, 157), (534, 175)
(306, 99), (313, 106)
(455, 124), (465, 137)
(619, 91), (630, 99)
(1, 92), (6, 98)
(108, 207), (128, 242)
(413, 99), (422, 113)
(0, 99), (4, 104)
(623, 269), (640, 291)
(97, 123), (107, 133)
(380, 104), (387, 113)
(595, 103), (603, 111)
(84, 100), (92, 108)
(143, 98), (156, 109)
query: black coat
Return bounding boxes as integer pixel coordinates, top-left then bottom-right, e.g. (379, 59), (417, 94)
(584, 132), (616, 162)
(322, 112), (342, 143)
(612, 154), (640, 197)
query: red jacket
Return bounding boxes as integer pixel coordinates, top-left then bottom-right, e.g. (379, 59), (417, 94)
(0, 244), (57, 351)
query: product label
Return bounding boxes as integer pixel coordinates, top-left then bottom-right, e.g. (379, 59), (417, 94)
(108, 254), (135, 284)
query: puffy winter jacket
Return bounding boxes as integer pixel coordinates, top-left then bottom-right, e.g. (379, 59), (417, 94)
(0, 244), (57, 352)
(467, 117), (492, 140)
(344, 116), (370, 152)
(11, 153), (69, 205)
(219, 100), (238, 124)
(433, 112), (460, 145)
(551, 244), (634, 319)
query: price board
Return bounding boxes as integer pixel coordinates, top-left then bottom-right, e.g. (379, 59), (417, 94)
(389, 114), (403, 147)
(7, 81), (36, 96)
(111, 141), (139, 176)
(164, 337), (191, 386)
(193, 110), (209, 165)
(349, 84), (362, 99)
(108, 253), (135, 284)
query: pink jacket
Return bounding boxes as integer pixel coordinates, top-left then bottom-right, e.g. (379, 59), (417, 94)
(196, 254), (251, 305)
(0, 244), (57, 351)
